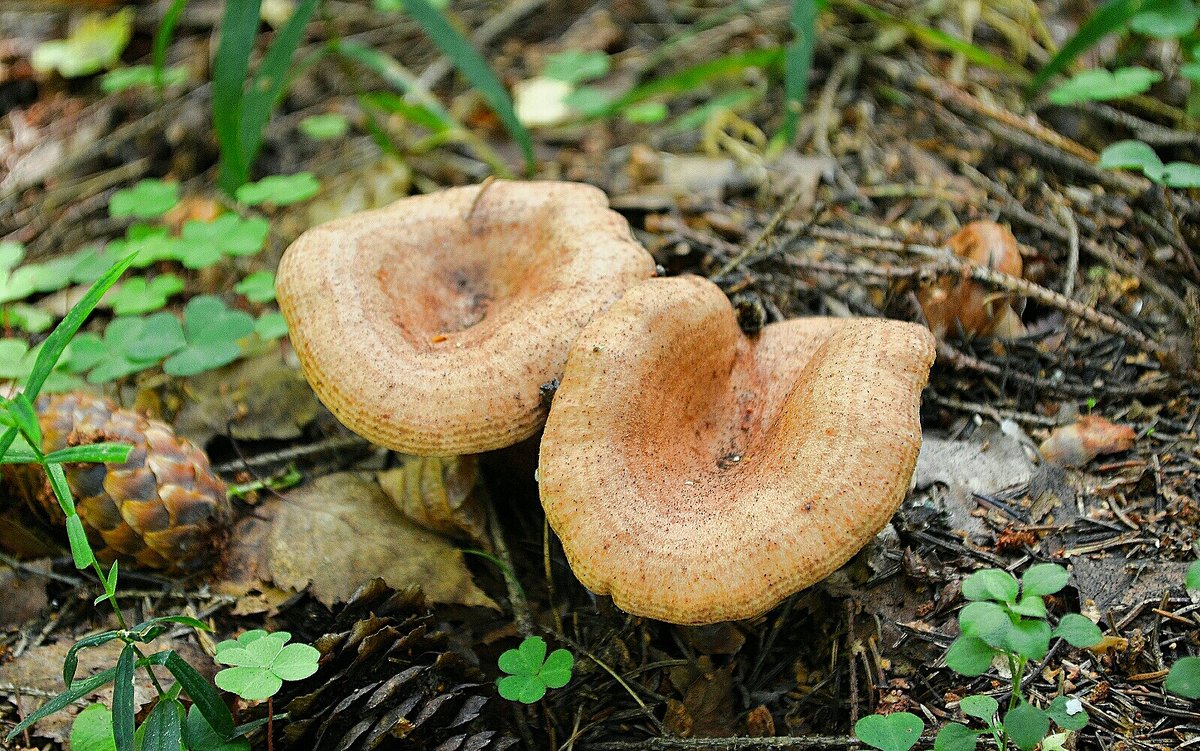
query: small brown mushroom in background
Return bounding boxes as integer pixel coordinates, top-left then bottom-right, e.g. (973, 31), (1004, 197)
(538, 276), (936, 624)
(276, 180), (656, 456)
(919, 221), (1026, 340)
(1039, 415), (1136, 468)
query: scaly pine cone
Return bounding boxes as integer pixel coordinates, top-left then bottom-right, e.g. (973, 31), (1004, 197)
(274, 579), (516, 751)
(2, 392), (229, 573)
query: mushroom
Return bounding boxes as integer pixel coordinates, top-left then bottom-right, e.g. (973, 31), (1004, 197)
(918, 221), (1025, 340)
(538, 276), (936, 624)
(276, 180), (656, 456)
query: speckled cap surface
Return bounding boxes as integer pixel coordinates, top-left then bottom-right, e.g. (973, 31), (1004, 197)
(277, 180), (656, 456)
(538, 276), (936, 624)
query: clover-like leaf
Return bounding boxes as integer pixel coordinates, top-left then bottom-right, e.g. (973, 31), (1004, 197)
(109, 180), (180, 219)
(543, 50), (610, 85)
(945, 635), (998, 677)
(933, 722), (978, 751)
(6, 303), (54, 333)
(496, 636), (574, 704)
(959, 601), (1012, 648)
(962, 569), (1019, 603)
(959, 694), (998, 723)
(1020, 563), (1070, 597)
(69, 245), (128, 284)
(163, 295), (254, 376)
(1187, 560), (1200, 590)
(79, 313), (186, 383)
(234, 271), (276, 304)
(1099, 140), (1163, 172)
(853, 712), (924, 751)
(31, 9), (133, 78)
(235, 173), (320, 207)
(1053, 613), (1103, 648)
(1006, 618), (1052, 661)
(1130, 0), (1200, 39)
(1003, 703), (1050, 751)
(180, 215), (270, 268)
(215, 630), (318, 701)
(299, 113), (350, 140)
(254, 311), (288, 341)
(1166, 656), (1200, 699)
(1047, 67), (1162, 105)
(109, 274), (184, 315)
(101, 64), (188, 93)
(1046, 695), (1089, 731)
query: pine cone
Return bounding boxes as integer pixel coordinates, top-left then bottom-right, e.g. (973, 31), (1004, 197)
(275, 579), (515, 751)
(2, 392), (229, 573)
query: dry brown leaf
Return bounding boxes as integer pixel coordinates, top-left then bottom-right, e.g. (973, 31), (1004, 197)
(377, 455), (488, 546)
(1039, 415), (1136, 467)
(0, 561), (49, 626)
(218, 472), (495, 609)
(918, 221), (1026, 341)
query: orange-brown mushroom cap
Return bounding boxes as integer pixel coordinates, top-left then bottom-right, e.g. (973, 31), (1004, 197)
(538, 276), (936, 624)
(276, 181), (655, 456)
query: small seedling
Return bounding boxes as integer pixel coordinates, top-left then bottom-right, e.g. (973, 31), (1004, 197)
(234, 173), (321, 207)
(854, 712), (924, 751)
(932, 564), (1102, 751)
(497, 636), (573, 703)
(214, 630), (320, 702)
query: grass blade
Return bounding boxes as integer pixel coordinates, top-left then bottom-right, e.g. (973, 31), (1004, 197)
(776, 0), (818, 148)
(604, 47), (785, 117)
(1030, 0), (1145, 93)
(44, 443), (133, 464)
(153, 0), (188, 91)
(6, 667), (118, 740)
(25, 252), (135, 401)
(238, 0), (321, 175)
(213, 0), (263, 193)
(403, 0), (534, 174)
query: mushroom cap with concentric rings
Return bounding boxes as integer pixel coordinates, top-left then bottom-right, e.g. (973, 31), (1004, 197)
(276, 180), (656, 456)
(538, 275), (936, 624)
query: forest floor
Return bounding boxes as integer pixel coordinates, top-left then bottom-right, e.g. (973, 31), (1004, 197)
(1, 1), (1198, 750)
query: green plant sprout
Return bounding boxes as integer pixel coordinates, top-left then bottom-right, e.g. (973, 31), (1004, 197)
(936, 564), (1102, 751)
(214, 630), (320, 702)
(1164, 560), (1200, 699)
(853, 712), (924, 751)
(1099, 140), (1200, 189)
(497, 636), (573, 703)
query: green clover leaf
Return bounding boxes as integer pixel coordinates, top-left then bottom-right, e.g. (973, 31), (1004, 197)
(254, 311), (288, 341)
(163, 296), (254, 376)
(215, 630), (318, 701)
(109, 180), (180, 220)
(299, 113), (350, 140)
(235, 173), (321, 207)
(109, 274), (184, 315)
(1047, 67), (1162, 105)
(853, 712), (924, 751)
(180, 215), (270, 268)
(72, 313), (186, 383)
(496, 636), (574, 704)
(235, 271), (276, 304)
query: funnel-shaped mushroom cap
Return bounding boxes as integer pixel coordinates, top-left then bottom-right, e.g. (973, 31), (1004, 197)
(277, 181), (655, 456)
(538, 276), (936, 624)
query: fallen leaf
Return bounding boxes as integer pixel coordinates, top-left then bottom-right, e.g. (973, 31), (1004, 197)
(218, 472), (495, 609)
(0, 560), (50, 626)
(377, 455), (488, 545)
(1039, 415), (1137, 467)
(918, 221), (1025, 340)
